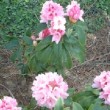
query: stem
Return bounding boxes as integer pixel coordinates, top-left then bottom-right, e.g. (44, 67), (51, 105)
(0, 84), (14, 98)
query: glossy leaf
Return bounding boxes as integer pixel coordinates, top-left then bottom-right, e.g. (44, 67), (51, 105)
(37, 46), (52, 64)
(88, 103), (109, 110)
(22, 36), (32, 45)
(4, 39), (19, 50)
(72, 102), (84, 110)
(53, 42), (62, 67)
(35, 23), (47, 34)
(64, 97), (73, 106)
(54, 98), (64, 110)
(62, 45), (72, 69)
(71, 45), (85, 63)
(79, 96), (96, 109)
(10, 47), (22, 62)
(74, 21), (87, 46)
(36, 37), (51, 51)
(67, 88), (75, 96)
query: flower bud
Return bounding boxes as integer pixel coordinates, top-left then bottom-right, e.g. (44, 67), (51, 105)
(33, 40), (37, 46)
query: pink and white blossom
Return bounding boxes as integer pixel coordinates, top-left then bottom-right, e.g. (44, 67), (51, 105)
(50, 16), (66, 44)
(0, 96), (22, 110)
(51, 16), (66, 30)
(50, 29), (65, 44)
(99, 85), (110, 105)
(92, 71), (110, 89)
(66, 0), (84, 22)
(40, 1), (64, 23)
(92, 71), (110, 105)
(31, 72), (68, 109)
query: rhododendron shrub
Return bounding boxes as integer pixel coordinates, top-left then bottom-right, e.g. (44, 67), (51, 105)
(31, 72), (68, 109)
(4, 0), (86, 75)
(25, 0), (87, 75)
(0, 96), (22, 110)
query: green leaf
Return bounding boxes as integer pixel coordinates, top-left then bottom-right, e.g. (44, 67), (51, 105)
(67, 88), (75, 96)
(92, 89), (100, 96)
(22, 107), (28, 110)
(71, 45), (85, 63)
(64, 107), (70, 110)
(79, 96), (96, 109)
(28, 55), (37, 71)
(22, 36), (32, 45)
(24, 0), (29, 2)
(57, 68), (65, 75)
(77, 28), (86, 46)
(64, 35), (85, 63)
(88, 104), (94, 110)
(4, 39), (19, 50)
(72, 102), (84, 110)
(24, 46), (33, 57)
(38, 45), (53, 64)
(27, 98), (36, 110)
(54, 98), (64, 110)
(36, 23), (47, 34)
(10, 47), (22, 62)
(88, 103), (109, 110)
(53, 42), (63, 67)
(46, 66), (56, 72)
(74, 21), (87, 46)
(74, 21), (87, 31)
(64, 97), (73, 106)
(64, 35), (77, 45)
(73, 91), (94, 102)
(36, 37), (51, 51)
(62, 45), (72, 69)
(26, 28), (31, 37)
(18, 63), (30, 76)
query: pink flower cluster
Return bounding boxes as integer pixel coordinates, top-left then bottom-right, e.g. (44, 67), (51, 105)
(0, 96), (22, 110)
(38, 0), (84, 44)
(31, 72), (68, 109)
(40, 1), (64, 23)
(92, 71), (110, 105)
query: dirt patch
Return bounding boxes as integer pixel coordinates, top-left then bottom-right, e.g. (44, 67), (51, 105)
(0, 26), (110, 107)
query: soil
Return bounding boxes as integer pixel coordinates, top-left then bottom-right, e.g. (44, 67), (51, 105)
(0, 26), (110, 108)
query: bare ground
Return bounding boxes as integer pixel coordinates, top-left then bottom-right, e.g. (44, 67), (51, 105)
(0, 26), (110, 107)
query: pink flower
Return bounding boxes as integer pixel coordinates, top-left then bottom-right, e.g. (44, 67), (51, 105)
(50, 29), (65, 44)
(66, 0), (84, 22)
(50, 16), (66, 44)
(40, 1), (64, 23)
(99, 85), (110, 105)
(38, 28), (51, 40)
(51, 16), (66, 30)
(31, 72), (68, 109)
(92, 71), (110, 89)
(92, 71), (110, 105)
(0, 96), (22, 110)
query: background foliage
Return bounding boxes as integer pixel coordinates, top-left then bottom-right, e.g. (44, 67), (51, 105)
(0, 0), (109, 40)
